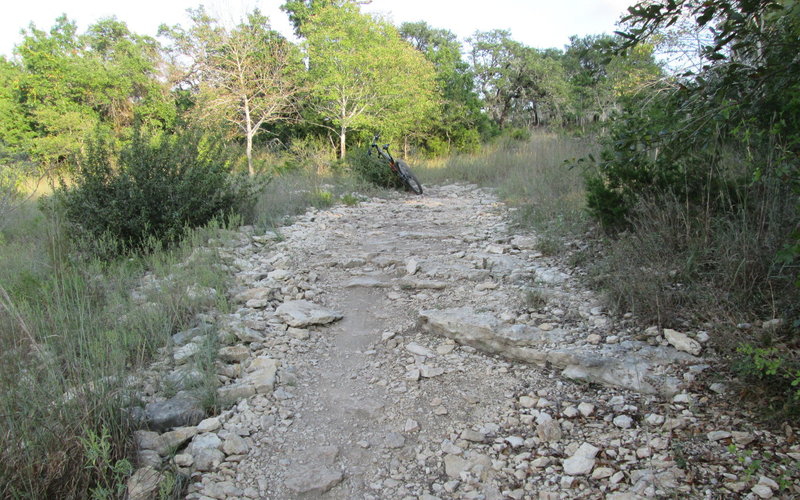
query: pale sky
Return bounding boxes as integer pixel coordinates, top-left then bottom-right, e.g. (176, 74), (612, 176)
(0, 0), (636, 58)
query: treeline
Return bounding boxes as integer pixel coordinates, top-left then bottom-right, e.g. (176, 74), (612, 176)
(0, 0), (661, 175)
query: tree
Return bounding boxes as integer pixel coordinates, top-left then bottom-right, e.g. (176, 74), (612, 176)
(160, 8), (302, 175)
(468, 30), (569, 128)
(14, 16), (171, 166)
(399, 22), (487, 154)
(563, 34), (661, 127)
(303, 3), (438, 158)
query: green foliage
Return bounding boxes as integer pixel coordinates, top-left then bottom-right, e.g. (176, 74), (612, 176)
(399, 21), (488, 154)
(346, 147), (404, 190)
(57, 127), (255, 254)
(14, 16), (173, 167)
(737, 344), (800, 401)
(468, 30), (570, 128)
(303, 3), (439, 158)
(79, 426), (133, 500)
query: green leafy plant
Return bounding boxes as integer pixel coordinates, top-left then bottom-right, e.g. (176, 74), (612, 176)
(57, 126), (256, 255)
(79, 426), (133, 500)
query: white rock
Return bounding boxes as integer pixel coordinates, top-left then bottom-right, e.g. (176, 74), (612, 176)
(406, 258), (419, 275)
(406, 342), (435, 357)
(562, 456), (595, 475)
(577, 402), (595, 417)
(275, 300), (342, 327)
(645, 413), (665, 426)
(751, 484), (774, 499)
(613, 415), (633, 429)
(664, 329), (702, 356)
(707, 430), (732, 441)
(505, 436), (524, 448)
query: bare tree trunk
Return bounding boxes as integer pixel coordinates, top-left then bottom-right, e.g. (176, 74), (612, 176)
(246, 132), (254, 176)
(244, 100), (254, 176)
(339, 126), (347, 159)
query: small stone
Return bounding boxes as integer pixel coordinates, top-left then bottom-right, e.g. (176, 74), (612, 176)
(197, 417), (221, 433)
(174, 453), (193, 467)
(710, 382), (727, 394)
(751, 484), (774, 499)
(577, 402), (595, 417)
(560, 475), (575, 488)
(613, 415), (633, 429)
(562, 406), (579, 418)
(433, 405), (448, 415)
(605, 335), (619, 344)
(586, 334), (602, 345)
(664, 329), (702, 356)
(406, 258), (419, 275)
(385, 432), (406, 449)
(591, 467), (614, 479)
(707, 430), (732, 441)
(519, 396), (536, 408)
(461, 429), (485, 442)
(672, 393), (692, 404)
(562, 456), (594, 475)
(404, 419), (420, 433)
(284, 466), (343, 495)
(732, 432), (755, 446)
(645, 413), (665, 426)
(505, 436), (524, 448)
(536, 420), (562, 442)
(444, 454), (470, 478)
(758, 475), (779, 490)
(406, 342), (435, 357)
(222, 435), (249, 455)
(126, 467), (163, 500)
(420, 365), (445, 378)
(218, 345), (249, 363)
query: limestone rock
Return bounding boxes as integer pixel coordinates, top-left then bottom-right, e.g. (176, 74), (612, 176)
(444, 454), (470, 478)
(284, 465), (343, 495)
(664, 329), (702, 356)
(126, 467), (163, 500)
(145, 395), (204, 432)
(275, 300), (343, 327)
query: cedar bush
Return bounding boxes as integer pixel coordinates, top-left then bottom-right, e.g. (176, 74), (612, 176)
(57, 127), (255, 254)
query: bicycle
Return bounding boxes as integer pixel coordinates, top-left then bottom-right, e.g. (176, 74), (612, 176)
(368, 134), (423, 195)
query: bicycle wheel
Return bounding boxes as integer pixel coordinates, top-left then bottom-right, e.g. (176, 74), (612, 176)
(395, 159), (424, 195)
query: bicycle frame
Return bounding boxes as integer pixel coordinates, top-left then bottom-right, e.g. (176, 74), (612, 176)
(369, 134), (398, 172)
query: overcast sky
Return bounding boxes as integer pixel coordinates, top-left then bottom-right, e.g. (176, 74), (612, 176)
(0, 0), (636, 58)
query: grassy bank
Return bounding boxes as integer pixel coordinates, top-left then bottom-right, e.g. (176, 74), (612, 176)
(0, 199), (235, 498)
(418, 131), (596, 252)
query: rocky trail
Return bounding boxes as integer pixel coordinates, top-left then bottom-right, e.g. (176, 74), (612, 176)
(131, 184), (799, 499)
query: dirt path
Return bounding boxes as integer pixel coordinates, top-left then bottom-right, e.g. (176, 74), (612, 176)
(178, 184), (799, 500)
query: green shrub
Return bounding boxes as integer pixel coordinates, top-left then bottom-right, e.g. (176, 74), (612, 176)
(57, 127), (256, 254)
(346, 148), (404, 190)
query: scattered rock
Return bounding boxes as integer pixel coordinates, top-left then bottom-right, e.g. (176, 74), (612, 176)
(284, 466), (343, 495)
(663, 329), (702, 356)
(275, 300), (343, 327)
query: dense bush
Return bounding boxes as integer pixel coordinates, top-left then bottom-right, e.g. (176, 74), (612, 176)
(582, 1), (800, 410)
(346, 147), (405, 190)
(57, 127), (256, 253)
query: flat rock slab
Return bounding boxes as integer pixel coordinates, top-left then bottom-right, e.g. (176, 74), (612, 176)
(275, 300), (343, 327)
(419, 307), (697, 396)
(284, 465), (343, 495)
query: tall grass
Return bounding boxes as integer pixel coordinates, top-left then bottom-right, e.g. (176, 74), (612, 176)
(418, 131), (596, 250)
(0, 201), (232, 499)
(251, 167), (381, 229)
